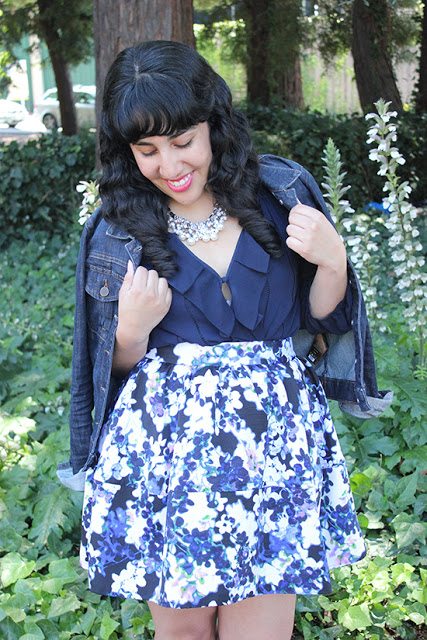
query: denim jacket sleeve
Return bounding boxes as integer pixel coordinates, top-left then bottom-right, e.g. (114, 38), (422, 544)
(57, 209), (138, 491)
(56, 215), (96, 490)
(259, 154), (393, 418)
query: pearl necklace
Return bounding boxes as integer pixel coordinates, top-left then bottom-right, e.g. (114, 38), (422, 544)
(167, 203), (227, 245)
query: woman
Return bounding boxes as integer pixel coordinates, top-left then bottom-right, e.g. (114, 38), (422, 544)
(58, 40), (391, 640)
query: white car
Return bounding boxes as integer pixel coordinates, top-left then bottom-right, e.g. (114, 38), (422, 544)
(0, 99), (29, 127)
(34, 85), (96, 130)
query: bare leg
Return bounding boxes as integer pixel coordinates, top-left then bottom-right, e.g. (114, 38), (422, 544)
(217, 593), (296, 640)
(148, 601), (218, 640)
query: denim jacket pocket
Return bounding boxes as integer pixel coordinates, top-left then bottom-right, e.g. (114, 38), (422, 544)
(85, 260), (123, 337)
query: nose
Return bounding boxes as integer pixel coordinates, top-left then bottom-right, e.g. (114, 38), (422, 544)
(158, 150), (183, 180)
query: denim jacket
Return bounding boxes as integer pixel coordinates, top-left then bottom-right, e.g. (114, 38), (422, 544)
(57, 155), (392, 491)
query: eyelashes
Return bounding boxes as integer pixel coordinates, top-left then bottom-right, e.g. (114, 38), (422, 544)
(139, 138), (194, 158)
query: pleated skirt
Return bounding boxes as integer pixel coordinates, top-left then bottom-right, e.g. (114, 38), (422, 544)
(80, 339), (366, 608)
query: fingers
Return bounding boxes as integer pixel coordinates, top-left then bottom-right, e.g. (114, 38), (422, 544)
(119, 264), (172, 316)
(132, 266), (170, 302)
(286, 205), (324, 250)
(286, 204), (345, 269)
(119, 259), (135, 295)
(288, 204), (322, 232)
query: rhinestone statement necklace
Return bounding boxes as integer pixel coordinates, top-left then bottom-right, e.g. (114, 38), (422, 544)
(167, 203), (227, 245)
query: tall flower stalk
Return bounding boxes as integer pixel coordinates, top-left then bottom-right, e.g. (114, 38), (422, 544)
(366, 99), (427, 366)
(321, 138), (354, 235)
(321, 138), (386, 330)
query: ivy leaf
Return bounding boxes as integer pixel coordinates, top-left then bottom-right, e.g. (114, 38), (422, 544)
(100, 612), (120, 640)
(20, 621), (45, 640)
(402, 420), (427, 448)
(359, 435), (400, 457)
(395, 471), (419, 508)
(41, 559), (80, 594)
(47, 594), (82, 619)
(1, 593), (38, 624)
(414, 494), (427, 518)
(28, 486), (72, 546)
(120, 599), (148, 630)
(79, 607), (97, 636)
(399, 447), (427, 474)
(0, 553), (35, 588)
(338, 602), (372, 630)
(396, 379), (427, 421)
(406, 602), (427, 625)
(392, 513), (427, 549)
(131, 611), (155, 634)
(36, 620), (60, 640)
(0, 618), (25, 640)
(350, 472), (373, 496)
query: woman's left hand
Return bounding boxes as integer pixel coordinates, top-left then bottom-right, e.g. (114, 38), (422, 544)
(286, 203), (346, 271)
(286, 203), (348, 319)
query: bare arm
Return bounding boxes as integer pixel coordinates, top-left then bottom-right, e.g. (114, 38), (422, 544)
(112, 261), (172, 376)
(286, 204), (348, 319)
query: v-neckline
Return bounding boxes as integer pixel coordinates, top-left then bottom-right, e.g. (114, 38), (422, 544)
(170, 228), (245, 281)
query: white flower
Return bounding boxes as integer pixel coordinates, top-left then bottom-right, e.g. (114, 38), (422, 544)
(382, 111), (397, 121)
(347, 237), (362, 246)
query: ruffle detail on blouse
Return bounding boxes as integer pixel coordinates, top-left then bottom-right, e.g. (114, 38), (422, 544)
(230, 232), (270, 330)
(167, 232), (270, 335)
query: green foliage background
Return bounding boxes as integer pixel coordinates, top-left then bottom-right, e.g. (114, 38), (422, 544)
(0, 133), (96, 246)
(246, 106), (427, 210)
(0, 131), (426, 639)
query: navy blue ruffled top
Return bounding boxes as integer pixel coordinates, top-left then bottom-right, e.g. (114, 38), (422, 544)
(148, 187), (352, 349)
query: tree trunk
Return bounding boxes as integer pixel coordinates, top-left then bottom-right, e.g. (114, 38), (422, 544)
(268, 0), (304, 109)
(352, 0), (403, 113)
(243, 0), (270, 105)
(243, 0), (303, 108)
(37, 0), (78, 135)
(271, 55), (305, 109)
(93, 0), (195, 140)
(416, 1), (427, 113)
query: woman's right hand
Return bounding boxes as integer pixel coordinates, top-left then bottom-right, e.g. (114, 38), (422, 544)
(112, 260), (172, 375)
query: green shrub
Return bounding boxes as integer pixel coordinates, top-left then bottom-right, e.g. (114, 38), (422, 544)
(0, 132), (96, 245)
(244, 105), (427, 211)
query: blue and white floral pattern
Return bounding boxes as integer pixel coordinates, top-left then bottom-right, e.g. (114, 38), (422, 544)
(81, 339), (365, 608)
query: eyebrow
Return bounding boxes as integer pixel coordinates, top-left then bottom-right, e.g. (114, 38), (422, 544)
(134, 126), (196, 146)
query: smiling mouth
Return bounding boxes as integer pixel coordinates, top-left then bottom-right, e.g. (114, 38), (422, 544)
(166, 172), (193, 192)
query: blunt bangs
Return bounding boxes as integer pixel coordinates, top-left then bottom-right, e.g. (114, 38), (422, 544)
(111, 74), (210, 144)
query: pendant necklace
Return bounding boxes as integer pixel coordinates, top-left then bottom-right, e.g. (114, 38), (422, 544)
(168, 203), (227, 245)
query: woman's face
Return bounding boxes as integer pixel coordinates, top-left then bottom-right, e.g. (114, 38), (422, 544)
(130, 121), (213, 213)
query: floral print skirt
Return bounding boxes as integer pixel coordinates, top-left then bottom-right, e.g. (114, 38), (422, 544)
(80, 339), (365, 609)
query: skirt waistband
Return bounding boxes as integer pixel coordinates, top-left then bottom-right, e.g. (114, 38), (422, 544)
(144, 338), (297, 368)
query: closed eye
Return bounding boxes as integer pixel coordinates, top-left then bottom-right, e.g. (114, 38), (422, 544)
(175, 139), (193, 149)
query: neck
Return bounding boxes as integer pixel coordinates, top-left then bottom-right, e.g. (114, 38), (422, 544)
(168, 193), (216, 222)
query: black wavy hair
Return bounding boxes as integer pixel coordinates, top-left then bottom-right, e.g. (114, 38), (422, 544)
(99, 40), (283, 277)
